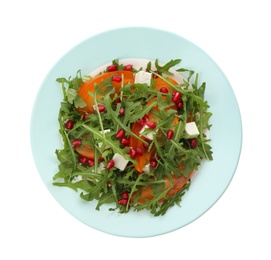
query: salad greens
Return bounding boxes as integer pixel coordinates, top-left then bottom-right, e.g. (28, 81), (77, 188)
(53, 59), (213, 216)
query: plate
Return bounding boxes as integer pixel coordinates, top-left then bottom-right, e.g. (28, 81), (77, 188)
(30, 27), (242, 237)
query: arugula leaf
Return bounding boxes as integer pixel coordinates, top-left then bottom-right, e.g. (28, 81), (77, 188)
(154, 59), (182, 75)
(66, 88), (86, 108)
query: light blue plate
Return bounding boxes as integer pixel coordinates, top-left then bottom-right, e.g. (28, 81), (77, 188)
(30, 27), (242, 237)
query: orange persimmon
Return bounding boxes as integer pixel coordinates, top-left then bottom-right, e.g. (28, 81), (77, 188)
(133, 169), (195, 204)
(77, 70), (134, 114)
(75, 145), (96, 159)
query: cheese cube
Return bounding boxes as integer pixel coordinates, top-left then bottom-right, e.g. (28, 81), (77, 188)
(142, 163), (151, 174)
(112, 153), (129, 171)
(97, 162), (105, 173)
(185, 122), (200, 138)
(139, 125), (155, 140)
(134, 71), (152, 85)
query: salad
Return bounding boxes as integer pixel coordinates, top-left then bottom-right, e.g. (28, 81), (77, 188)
(53, 58), (213, 216)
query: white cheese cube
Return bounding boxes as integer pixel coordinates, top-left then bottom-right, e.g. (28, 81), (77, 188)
(139, 125), (155, 140)
(134, 71), (152, 85)
(185, 122), (200, 138)
(112, 153), (129, 171)
(142, 163), (151, 174)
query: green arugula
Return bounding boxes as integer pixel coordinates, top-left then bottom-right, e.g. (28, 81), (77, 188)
(53, 58), (213, 216)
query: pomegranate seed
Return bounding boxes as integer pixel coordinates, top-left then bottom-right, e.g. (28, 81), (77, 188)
(116, 129), (125, 139)
(167, 130), (174, 140)
(137, 115), (149, 126)
(137, 119), (145, 126)
(190, 138), (197, 149)
(86, 159), (94, 166)
(151, 155), (161, 161)
(121, 191), (129, 199)
(119, 107), (125, 116)
(78, 156), (88, 164)
(72, 139), (82, 147)
(128, 147), (137, 159)
(160, 87), (169, 93)
(98, 104), (106, 113)
(118, 198), (128, 205)
(114, 97), (121, 105)
(65, 120), (74, 129)
(83, 113), (89, 120)
(176, 101), (183, 109)
(172, 92), (182, 103)
(106, 159), (115, 169)
(107, 64), (117, 72)
(150, 160), (158, 168)
(146, 121), (156, 129)
(121, 138), (130, 146)
(124, 64), (133, 71)
(143, 115), (149, 121)
(136, 147), (143, 156)
(143, 142), (150, 149)
(112, 75), (122, 82)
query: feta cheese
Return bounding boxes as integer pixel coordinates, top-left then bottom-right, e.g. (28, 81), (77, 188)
(97, 162), (105, 173)
(134, 71), (152, 85)
(185, 122), (200, 138)
(112, 153), (129, 171)
(142, 163), (151, 174)
(139, 125), (155, 140)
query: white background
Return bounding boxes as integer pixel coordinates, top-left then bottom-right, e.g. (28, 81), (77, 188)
(1, 0), (270, 259)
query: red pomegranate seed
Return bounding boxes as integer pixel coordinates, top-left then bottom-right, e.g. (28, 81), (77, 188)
(83, 113), (89, 120)
(160, 87), (169, 93)
(121, 191), (129, 199)
(78, 156), (88, 164)
(124, 64), (133, 71)
(143, 115), (149, 121)
(190, 138), (197, 149)
(151, 155), (161, 161)
(65, 120), (74, 129)
(114, 97), (121, 104)
(86, 159), (94, 166)
(118, 198), (128, 205)
(136, 147), (143, 156)
(129, 147), (137, 159)
(176, 101), (183, 109)
(150, 160), (158, 168)
(143, 142), (150, 149)
(146, 121), (156, 129)
(107, 64), (117, 72)
(167, 130), (174, 140)
(98, 104), (106, 113)
(116, 129), (125, 139)
(137, 119), (145, 126)
(106, 159), (115, 169)
(172, 92), (182, 103)
(72, 139), (82, 147)
(112, 76), (122, 82)
(119, 107), (125, 116)
(121, 138), (130, 146)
